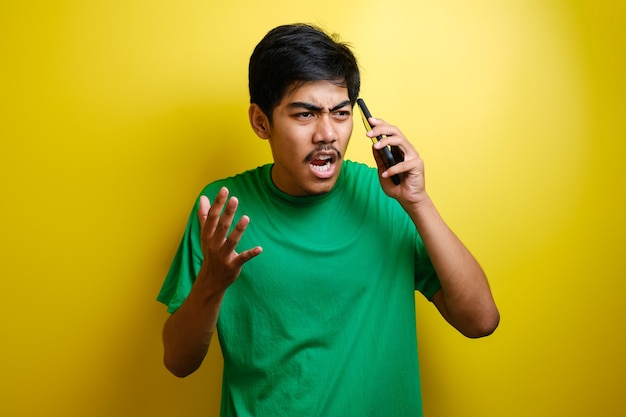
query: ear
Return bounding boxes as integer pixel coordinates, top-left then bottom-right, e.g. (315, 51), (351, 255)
(249, 103), (271, 139)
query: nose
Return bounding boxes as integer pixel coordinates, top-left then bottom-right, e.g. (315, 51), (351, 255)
(312, 114), (338, 144)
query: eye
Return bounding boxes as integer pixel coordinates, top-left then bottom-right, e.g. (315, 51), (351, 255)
(333, 110), (351, 120)
(295, 112), (315, 120)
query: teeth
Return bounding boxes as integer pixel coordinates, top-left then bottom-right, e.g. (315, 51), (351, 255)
(309, 153), (334, 172)
(312, 163), (331, 172)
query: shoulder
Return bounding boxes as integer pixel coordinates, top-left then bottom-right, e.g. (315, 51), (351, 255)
(341, 160), (384, 193)
(199, 165), (270, 198)
(343, 159), (376, 174)
(342, 160), (378, 184)
(342, 160), (411, 219)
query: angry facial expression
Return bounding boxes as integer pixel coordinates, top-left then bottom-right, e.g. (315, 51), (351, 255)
(259, 81), (354, 196)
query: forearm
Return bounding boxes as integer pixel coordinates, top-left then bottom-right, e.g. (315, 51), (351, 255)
(403, 195), (499, 337)
(162, 285), (225, 377)
(161, 188), (262, 376)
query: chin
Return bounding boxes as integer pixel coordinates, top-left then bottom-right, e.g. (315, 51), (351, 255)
(306, 178), (338, 196)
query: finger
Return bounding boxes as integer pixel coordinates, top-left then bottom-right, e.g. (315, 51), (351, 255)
(198, 195), (211, 226)
(367, 116), (389, 127)
(374, 133), (417, 163)
(198, 195), (213, 250)
(230, 238), (264, 268)
(204, 187), (230, 239)
(383, 155), (424, 182)
(372, 131), (403, 148)
(236, 246), (263, 265)
(222, 214), (248, 251)
(366, 118), (399, 138)
(214, 196), (239, 242)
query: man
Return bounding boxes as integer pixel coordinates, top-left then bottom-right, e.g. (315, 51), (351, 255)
(158, 23), (499, 416)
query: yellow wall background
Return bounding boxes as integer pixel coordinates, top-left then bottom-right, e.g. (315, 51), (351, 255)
(1, 1), (624, 416)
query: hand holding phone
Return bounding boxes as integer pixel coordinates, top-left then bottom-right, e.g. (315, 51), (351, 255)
(356, 98), (402, 185)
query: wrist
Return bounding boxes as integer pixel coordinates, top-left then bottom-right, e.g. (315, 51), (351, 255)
(401, 191), (434, 215)
(188, 273), (227, 308)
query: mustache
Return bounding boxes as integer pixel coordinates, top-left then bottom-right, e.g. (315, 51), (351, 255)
(303, 144), (342, 164)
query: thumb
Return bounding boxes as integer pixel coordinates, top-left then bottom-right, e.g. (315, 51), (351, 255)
(198, 195), (211, 225)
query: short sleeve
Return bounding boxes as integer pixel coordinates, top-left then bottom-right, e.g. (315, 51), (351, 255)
(156, 198), (204, 314)
(414, 232), (441, 300)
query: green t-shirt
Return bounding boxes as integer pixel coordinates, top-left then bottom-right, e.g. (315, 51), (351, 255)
(158, 160), (441, 417)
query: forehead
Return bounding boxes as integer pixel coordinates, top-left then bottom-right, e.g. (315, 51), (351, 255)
(280, 80), (350, 107)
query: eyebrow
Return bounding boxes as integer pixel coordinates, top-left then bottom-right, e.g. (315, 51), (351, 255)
(287, 100), (352, 112)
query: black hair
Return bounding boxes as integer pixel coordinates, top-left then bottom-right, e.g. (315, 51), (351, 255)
(248, 23), (360, 123)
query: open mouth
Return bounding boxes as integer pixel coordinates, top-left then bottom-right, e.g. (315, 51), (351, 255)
(310, 154), (335, 173)
(304, 146), (342, 179)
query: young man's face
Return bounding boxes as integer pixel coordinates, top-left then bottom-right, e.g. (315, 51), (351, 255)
(261, 80), (354, 196)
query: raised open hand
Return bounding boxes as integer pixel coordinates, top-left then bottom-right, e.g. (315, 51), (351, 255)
(195, 187), (262, 293)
